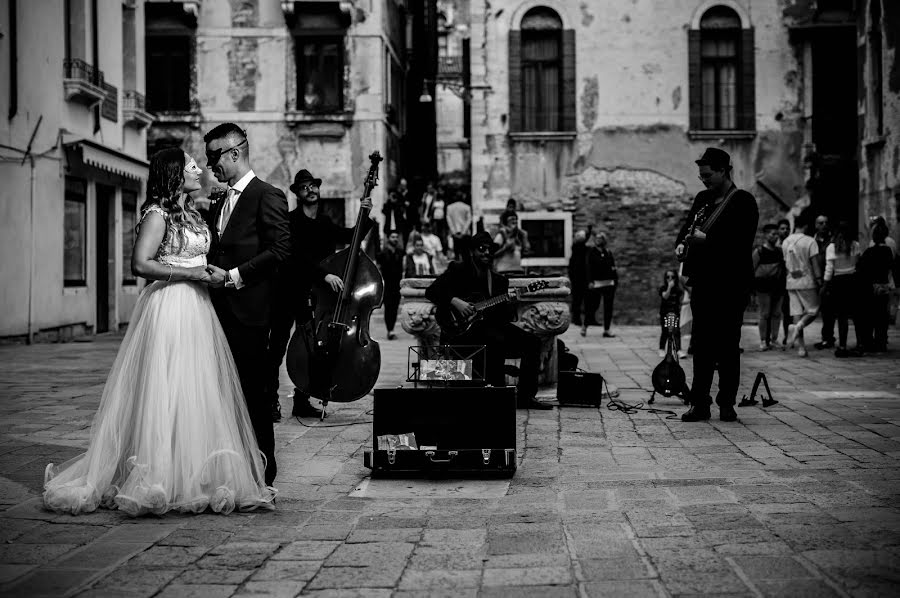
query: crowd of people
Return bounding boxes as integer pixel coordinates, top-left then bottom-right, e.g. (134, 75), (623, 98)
(752, 214), (897, 357)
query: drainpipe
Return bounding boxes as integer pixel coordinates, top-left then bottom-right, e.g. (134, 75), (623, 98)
(27, 153), (35, 344)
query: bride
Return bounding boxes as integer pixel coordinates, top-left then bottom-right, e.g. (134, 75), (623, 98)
(43, 148), (276, 516)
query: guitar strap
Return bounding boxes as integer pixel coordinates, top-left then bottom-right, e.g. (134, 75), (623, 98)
(698, 184), (739, 234)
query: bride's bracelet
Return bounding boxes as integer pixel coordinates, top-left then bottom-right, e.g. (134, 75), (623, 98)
(166, 265), (174, 282)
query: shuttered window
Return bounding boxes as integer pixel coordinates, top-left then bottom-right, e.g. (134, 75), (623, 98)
(509, 7), (576, 133)
(689, 6), (755, 131)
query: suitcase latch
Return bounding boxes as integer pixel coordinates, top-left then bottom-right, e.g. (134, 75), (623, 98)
(387, 448), (396, 465)
(482, 449), (491, 464)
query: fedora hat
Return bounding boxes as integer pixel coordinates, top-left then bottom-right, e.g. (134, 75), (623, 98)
(471, 230), (499, 255)
(289, 169), (322, 194)
(694, 147), (731, 170)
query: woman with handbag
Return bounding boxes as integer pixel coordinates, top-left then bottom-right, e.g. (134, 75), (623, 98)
(823, 221), (863, 357)
(752, 224), (786, 351)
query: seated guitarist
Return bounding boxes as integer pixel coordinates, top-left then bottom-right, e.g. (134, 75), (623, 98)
(425, 231), (551, 410)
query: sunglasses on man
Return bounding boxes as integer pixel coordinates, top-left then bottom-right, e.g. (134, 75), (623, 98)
(206, 138), (248, 166)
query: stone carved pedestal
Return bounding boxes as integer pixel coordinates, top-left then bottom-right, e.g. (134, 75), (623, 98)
(398, 276), (571, 384)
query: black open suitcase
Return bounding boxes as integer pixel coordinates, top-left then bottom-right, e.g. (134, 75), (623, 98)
(364, 386), (517, 477)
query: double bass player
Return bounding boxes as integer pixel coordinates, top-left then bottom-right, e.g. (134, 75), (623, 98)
(265, 169), (375, 420)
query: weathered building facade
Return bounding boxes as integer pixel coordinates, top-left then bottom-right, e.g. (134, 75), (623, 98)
(0, 0), (152, 341)
(462, 0), (808, 322)
(145, 0), (435, 230)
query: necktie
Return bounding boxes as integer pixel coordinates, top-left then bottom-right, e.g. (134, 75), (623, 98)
(218, 188), (236, 234)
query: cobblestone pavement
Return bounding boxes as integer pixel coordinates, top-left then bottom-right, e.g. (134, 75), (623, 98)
(1, 316), (899, 597)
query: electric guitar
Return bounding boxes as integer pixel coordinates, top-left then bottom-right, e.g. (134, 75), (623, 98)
(435, 280), (550, 337)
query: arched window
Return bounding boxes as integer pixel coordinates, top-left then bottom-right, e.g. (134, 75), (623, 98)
(689, 5), (755, 132)
(509, 6), (576, 133)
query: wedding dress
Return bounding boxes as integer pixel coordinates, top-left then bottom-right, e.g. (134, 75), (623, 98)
(44, 206), (276, 516)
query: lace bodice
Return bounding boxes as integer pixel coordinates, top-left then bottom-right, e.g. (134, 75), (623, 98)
(141, 206), (210, 268)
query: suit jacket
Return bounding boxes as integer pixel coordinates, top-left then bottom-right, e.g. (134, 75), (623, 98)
(206, 176), (291, 326)
(425, 260), (515, 330)
(675, 186), (759, 293)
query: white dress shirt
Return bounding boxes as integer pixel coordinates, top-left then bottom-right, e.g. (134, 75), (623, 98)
(218, 169), (256, 289)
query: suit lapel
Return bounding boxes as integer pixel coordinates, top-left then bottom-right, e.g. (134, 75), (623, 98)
(221, 176), (258, 242)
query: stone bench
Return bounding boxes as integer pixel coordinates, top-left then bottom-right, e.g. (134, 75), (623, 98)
(398, 276), (571, 384)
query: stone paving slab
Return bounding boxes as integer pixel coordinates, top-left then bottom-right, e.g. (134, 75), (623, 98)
(1, 318), (899, 596)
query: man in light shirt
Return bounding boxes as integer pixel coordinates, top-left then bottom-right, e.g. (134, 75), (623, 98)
(782, 215), (823, 357)
(446, 192), (473, 262)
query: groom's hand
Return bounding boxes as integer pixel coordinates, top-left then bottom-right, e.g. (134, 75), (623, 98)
(206, 265), (227, 288)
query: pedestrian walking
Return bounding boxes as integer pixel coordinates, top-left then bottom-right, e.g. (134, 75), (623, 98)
(382, 189), (407, 245)
(776, 218), (792, 347)
(446, 192), (473, 262)
(377, 230), (404, 340)
(823, 220), (863, 357)
(675, 147), (758, 422)
(658, 269), (685, 357)
(581, 230), (618, 338)
(813, 214), (837, 350)
(783, 215), (824, 357)
(752, 223), (786, 350)
(858, 220), (895, 352)
(568, 229), (588, 326)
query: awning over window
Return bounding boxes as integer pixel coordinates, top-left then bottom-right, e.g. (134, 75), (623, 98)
(64, 139), (149, 182)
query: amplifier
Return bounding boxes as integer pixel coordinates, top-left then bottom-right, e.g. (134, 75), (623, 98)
(557, 370), (605, 407)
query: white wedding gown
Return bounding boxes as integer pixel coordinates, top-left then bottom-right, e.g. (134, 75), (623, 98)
(44, 206), (276, 516)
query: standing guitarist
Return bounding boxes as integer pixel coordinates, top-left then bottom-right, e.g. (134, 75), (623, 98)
(425, 231), (551, 410)
(675, 148), (758, 423)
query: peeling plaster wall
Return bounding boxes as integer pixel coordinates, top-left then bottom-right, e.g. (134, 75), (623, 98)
(148, 0), (395, 227)
(859, 0), (900, 243)
(468, 0), (805, 321)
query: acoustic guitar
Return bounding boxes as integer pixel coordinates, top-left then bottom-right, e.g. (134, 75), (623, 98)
(435, 280), (550, 337)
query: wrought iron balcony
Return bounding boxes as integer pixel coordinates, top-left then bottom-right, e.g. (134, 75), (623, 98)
(63, 58), (106, 107)
(123, 90), (154, 129)
(437, 55), (463, 79)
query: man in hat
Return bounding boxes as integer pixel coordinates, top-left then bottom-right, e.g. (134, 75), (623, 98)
(675, 147), (758, 423)
(425, 230), (550, 410)
(265, 169), (375, 420)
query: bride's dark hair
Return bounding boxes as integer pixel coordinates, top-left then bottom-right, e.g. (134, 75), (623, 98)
(140, 147), (206, 249)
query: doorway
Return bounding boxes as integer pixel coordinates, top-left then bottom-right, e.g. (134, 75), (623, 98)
(95, 184), (115, 333)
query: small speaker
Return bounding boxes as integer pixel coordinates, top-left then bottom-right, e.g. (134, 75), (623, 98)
(557, 370), (604, 407)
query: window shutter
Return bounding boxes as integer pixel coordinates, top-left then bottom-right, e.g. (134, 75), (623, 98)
(740, 28), (756, 131)
(688, 29), (702, 130)
(508, 30), (522, 132)
(562, 29), (576, 132)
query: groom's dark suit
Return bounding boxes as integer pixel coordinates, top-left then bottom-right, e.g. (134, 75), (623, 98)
(207, 175), (291, 486)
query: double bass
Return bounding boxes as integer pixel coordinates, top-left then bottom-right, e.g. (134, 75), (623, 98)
(286, 152), (384, 408)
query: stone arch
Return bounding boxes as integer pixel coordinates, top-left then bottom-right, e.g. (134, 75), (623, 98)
(509, 0), (576, 30)
(689, 0), (752, 30)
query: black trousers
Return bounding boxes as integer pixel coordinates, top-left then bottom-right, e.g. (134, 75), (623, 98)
(584, 286), (615, 329)
(819, 286), (836, 343)
(570, 284), (585, 325)
(216, 305), (277, 485)
(451, 322), (541, 401)
(265, 292), (307, 403)
(383, 283), (401, 332)
(688, 285), (747, 408)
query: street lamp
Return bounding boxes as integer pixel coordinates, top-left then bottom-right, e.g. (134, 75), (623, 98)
(418, 80), (433, 103)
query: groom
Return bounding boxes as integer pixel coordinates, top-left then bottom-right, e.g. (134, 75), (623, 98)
(204, 123), (291, 486)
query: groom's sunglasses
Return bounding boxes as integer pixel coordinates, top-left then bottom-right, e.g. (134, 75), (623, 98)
(206, 139), (247, 166)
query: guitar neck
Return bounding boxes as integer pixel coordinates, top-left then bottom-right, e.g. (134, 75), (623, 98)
(473, 293), (513, 313)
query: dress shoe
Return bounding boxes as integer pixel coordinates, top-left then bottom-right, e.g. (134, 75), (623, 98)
(681, 404), (711, 422)
(517, 397), (553, 410)
(814, 339), (835, 350)
(603, 330), (616, 338)
(719, 404), (737, 422)
(387, 332), (397, 340)
(271, 400), (282, 423)
(292, 396), (324, 418)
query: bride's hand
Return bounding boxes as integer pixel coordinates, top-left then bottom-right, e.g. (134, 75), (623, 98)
(188, 266), (211, 282)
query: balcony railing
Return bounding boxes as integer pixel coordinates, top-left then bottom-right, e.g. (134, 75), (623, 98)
(123, 89), (146, 112)
(63, 58), (103, 86)
(63, 58), (106, 107)
(122, 89), (154, 129)
(438, 55), (463, 79)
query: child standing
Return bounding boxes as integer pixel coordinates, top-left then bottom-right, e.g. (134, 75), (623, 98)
(658, 269), (686, 358)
